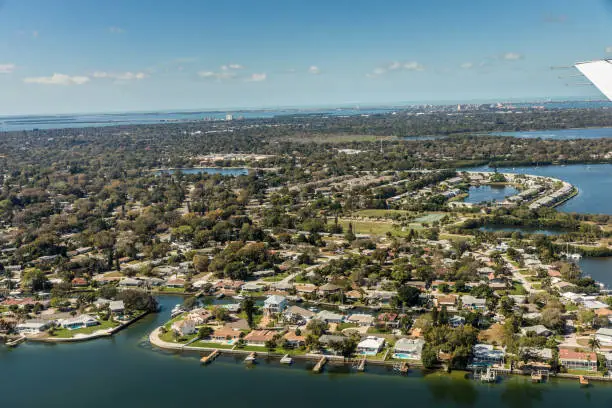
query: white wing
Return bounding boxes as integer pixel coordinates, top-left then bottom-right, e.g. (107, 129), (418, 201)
(575, 60), (612, 101)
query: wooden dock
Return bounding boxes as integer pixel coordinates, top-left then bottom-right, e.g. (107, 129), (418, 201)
(6, 336), (26, 348)
(200, 349), (220, 364)
(400, 362), (409, 374)
(313, 356), (327, 373)
(357, 356), (366, 372)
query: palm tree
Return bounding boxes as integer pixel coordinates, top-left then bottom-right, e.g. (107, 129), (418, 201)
(588, 336), (601, 352)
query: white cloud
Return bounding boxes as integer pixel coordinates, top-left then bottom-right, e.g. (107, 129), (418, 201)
(460, 62), (474, 69)
(247, 73), (267, 82)
(367, 61), (424, 77)
(32, 31), (39, 39)
(109, 26), (125, 34)
(403, 61), (424, 71)
(229, 64), (244, 70)
(93, 71), (147, 80)
(502, 52), (523, 61)
(197, 70), (236, 80)
(24, 73), (90, 85)
(0, 63), (16, 74)
(606, 46), (612, 53)
(308, 65), (321, 74)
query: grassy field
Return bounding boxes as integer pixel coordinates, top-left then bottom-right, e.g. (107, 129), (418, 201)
(51, 319), (119, 338)
(412, 213), (446, 223)
(354, 209), (411, 218)
(338, 219), (409, 237)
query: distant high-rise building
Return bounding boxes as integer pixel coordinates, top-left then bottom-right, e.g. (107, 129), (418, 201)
(225, 114), (233, 121)
(575, 60), (612, 101)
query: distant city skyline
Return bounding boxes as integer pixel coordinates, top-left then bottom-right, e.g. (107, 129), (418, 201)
(2, 0), (612, 114)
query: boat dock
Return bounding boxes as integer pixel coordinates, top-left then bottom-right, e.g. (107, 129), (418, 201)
(280, 354), (293, 364)
(200, 349), (220, 364)
(6, 336), (26, 347)
(580, 376), (589, 386)
(357, 356), (366, 372)
(313, 356), (328, 373)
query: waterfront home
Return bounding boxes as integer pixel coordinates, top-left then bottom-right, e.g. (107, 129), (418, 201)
(224, 319), (250, 331)
(94, 298), (112, 309)
(318, 334), (347, 351)
(295, 284), (318, 295)
(345, 290), (363, 302)
(166, 278), (186, 288)
(559, 348), (597, 372)
(519, 347), (553, 363)
(283, 331), (306, 348)
(61, 314), (99, 330)
(595, 328), (612, 345)
(472, 344), (505, 366)
(603, 352), (612, 373)
(211, 326), (241, 342)
(241, 282), (267, 293)
(186, 308), (213, 325)
(521, 325), (552, 337)
(109, 300), (125, 315)
(393, 338), (425, 360)
(357, 336), (385, 355)
(119, 278), (142, 288)
(244, 330), (276, 346)
(171, 319), (197, 336)
(318, 283), (341, 296)
(16, 319), (51, 334)
(263, 295), (288, 315)
(315, 310), (344, 324)
(346, 313), (375, 327)
(461, 295), (487, 311)
(435, 294), (457, 308)
(283, 305), (315, 324)
(221, 303), (241, 313)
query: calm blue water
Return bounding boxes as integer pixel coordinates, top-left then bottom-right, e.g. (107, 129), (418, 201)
(493, 128), (612, 140)
(466, 164), (612, 214)
(579, 257), (612, 288)
(156, 167), (249, 176)
(2, 295), (612, 407)
(464, 185), (519, 204)
(0, 107), (398, 132)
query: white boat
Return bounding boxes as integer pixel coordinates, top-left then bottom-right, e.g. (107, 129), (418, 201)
(339, 305), (354, 311)
(280, 354), (293, 364)
(233, 294), (245, 300)
(170, 304), (185, 318)
(308, 307), (319, 313)
(216, 293), (225, 300)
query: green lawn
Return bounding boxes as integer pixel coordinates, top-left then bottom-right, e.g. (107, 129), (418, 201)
(412, 213), (446, 223)
(508, 282), (528, 295)
(50, 319), (119, 338)
(338, 220), (408, 237)
(191, 341), (235, 349)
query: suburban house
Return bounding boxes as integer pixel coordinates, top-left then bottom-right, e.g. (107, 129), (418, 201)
(377, 313), (401, 329)
(318, 334), (347, 353)
(186, 308), (213, 325)
(211, 326), (241, 342)
(171, 319), (197, 336)
(166, 278), (186, 288)
(449, 315), (466, 328)
(16, 319), (51, 334)
(109, 300), (125, 315)
(472, 344), (505, 366)
(283, 306), (315, 324)
(241, 282), (267, 293)
(596, 328), (612, 345)
(521, 325), (552, 337)
(346, 314), (375, 327)
(393, 338), (425, 360)
(559, 348), (597, 372)
(283, 331), (306, 348)
(61, 314), (99, 330)
(315, 310), (344, 324)
(318, 283), (341, 296)
(71, 277), (88, 287)
(263, 295), (288, 315)
(244, 330), (276, 346)
(461, 295), (487, 311)
(357, 336), (385, 355)
(119, 278), (141, 288)
(294, 284), (318, 295)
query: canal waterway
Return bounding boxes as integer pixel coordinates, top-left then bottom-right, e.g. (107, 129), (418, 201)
(465, 164), (612, 214)
(2, 295), (612, 407)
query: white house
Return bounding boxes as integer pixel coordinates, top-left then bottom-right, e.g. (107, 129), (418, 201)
(16, 320), (51, 334)
(472, 344), (505, 366)
(61, 314), (99, 330)
(109, 300), (125, 315)
(263, 295), (288, 315)
(172, 319), (197, 336)
(357, 336), (385, 355)
(315, 310), (344, 324)
(595, 328), (612, 345)
(393, 338), (425, 360)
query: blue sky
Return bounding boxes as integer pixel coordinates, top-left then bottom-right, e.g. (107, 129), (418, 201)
(1, 0), (612, 114)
